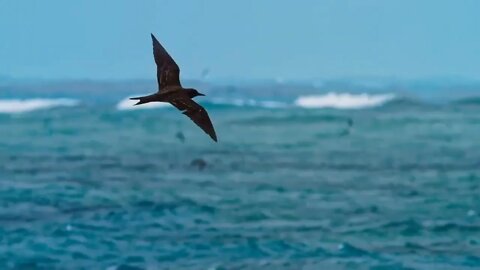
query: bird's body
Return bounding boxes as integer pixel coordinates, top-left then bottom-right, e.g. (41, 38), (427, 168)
(130, 34), (217, 142)
(132, 88), (197, 104)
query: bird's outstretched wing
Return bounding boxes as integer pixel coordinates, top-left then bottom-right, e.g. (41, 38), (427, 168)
(169, 97), (217, 142)
(151, 34), (181, 91)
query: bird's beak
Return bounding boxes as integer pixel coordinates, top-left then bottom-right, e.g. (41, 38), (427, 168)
(199, 93), (206, 96)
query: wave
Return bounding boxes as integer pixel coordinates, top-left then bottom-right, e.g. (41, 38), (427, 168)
(294, 92), (396, 109)
(348, 219), (480, 237)
(208, 98), (288, 108)
(118, 96), (289, 110)
(0, 98), (79, 114)
(230, 114), (352, 125)
(116, 96), (170, 111)
(452, 96), (480, 106)
(116, 93), (405, 111)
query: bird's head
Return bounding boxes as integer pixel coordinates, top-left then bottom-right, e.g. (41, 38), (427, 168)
(186, 88), (206, 98)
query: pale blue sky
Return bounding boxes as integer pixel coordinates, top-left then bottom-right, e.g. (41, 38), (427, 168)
(1, 0), (480, 81)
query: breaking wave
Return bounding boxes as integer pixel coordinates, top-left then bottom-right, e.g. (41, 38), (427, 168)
(294, 92), (396, 109)
(0, 98), (79, 114)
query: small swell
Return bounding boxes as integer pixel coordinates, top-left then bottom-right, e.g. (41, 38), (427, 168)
(337, 242), (372, 258)
(230, 114), (351, 125)
(294, 92), (396, 109)
(208, 98), (288, 108)
(352, 219), (480, 236)
(452, 96), (480, 106)
(0, 98), (79, 114)
(381, 97), (430, 109)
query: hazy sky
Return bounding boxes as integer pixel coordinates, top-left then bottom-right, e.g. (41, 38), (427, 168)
(1, 0), (480, 81)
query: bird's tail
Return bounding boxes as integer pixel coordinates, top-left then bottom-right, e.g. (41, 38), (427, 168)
(130, 95), (153, 105)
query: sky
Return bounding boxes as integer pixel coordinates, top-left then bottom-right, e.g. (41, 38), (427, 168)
(1, 0), (480, 81)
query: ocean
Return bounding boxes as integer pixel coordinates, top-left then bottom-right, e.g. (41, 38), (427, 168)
(0, 81), (479, 269)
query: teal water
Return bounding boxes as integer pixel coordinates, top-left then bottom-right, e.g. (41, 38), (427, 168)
(0, 90), (480, 269)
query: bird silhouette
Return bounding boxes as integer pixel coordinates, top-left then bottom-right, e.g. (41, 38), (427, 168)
(130, 34), (217, 142)
(175, 131), (186, 143)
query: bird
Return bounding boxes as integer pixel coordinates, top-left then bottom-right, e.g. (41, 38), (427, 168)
(130, 34), (217, 142)
(175, 131), (186, 143)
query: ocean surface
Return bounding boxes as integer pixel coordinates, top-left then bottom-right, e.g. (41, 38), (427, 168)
(1, 83), (480, 269)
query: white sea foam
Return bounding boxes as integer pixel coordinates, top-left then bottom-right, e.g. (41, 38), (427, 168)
(116, 96), (170, 110)
(294, 92), (395, 109)
(0, 98), (79, 113)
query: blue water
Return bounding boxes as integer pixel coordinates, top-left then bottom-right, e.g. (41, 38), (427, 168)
(1, 84), (480, 269)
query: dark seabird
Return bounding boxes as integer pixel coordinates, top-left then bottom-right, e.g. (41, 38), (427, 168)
(339, 118), (353, 137)
(190, 158), (208, 170)
(347, 118), (353, 127)
(130, 34), (217, 142)
(200, 68), (210, 79)
(175, 131), (186, 143)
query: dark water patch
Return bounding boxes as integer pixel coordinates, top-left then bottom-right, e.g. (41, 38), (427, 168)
(464, 255), (480, 266)
(229, 113), (352, 125)
(452, 96), (480, 106)
(115, 264), (145, 270)
(12, 257), (60, 269)
(60, 204), (120, 216)
(349, 219), (480, 237)
(0, 215), (38, 223)
(428, 223), (480, 233)
(0, 204), (120, 225)
(370, 263), (416, 270)
(224, 159), (480, 173)
(348, 219), (423, 236)
(131, 199), (217, 216)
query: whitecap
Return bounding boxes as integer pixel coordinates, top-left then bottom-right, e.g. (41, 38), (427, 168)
(295, 92), (395, 109)
(0, 98), (79, 114)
